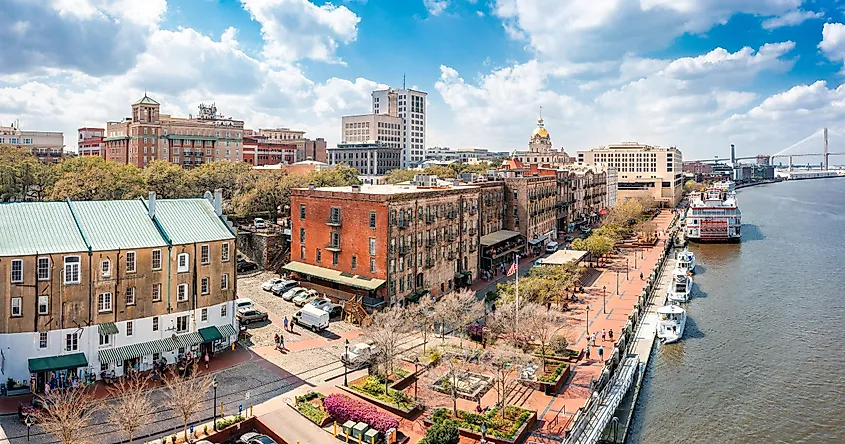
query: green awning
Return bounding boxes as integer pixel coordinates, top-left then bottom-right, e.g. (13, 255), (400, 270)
(479, 230), (522, 247)
(283, 261), (386, 291)
(98, 339), (173, 364)
(28, 353), (88, 373)
(199, 326), (223, 343)
(99, 322), (119, 336)
(217, 324), (237, 337)
(173, 332), (204, 348)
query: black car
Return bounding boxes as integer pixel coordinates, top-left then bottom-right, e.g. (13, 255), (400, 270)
(237, 260), (259, 273)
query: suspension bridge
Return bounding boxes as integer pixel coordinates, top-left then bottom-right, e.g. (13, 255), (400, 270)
(693, 128), (845, 170)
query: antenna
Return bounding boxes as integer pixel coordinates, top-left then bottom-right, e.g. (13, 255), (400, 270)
(403, 73), (406, 90)
(539, 105), (543, 119)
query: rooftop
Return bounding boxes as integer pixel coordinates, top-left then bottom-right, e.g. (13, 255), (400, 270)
(151, 199), (235, 244)
(303, 183), (478, 195)
(133, 94), (160, 106)
(71, 200), (167, 251)
(0, 202), (88, 256)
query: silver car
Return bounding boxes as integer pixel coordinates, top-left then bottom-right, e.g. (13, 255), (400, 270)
(281, 287), (307, 302)
(239, 432), (277, 444)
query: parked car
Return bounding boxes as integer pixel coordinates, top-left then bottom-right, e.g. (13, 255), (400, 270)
(294, 305), (330, 332)
(281, 287), (308, 302)
(308, 297), (335, 312)
(327, 304), (344, 319)
(270, 279), (298, 296)
(237, 309), (269, 325)
(545, 241), (559, 253)
(564, 235), (575, 242)
(253, 218), (267, 229)
(293, 291), (319, 307)
(262, 278), (285, 291)
(237, 260), (259, 273)
(239, 432), (277, 444)
(235, 298), (254, 312)
(341, 343), (374, 369)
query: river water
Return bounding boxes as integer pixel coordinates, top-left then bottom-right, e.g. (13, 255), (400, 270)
(627, 178), (845, 443)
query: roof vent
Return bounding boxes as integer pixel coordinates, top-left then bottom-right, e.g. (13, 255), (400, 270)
(308, 183), (316, 191)
(148, 192), (156, 218)
(351, 184), (361, 192)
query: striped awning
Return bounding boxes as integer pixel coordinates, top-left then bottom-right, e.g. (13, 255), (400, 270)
(98, 339), (172, 364)
(173, 332), (203, 348)
(217, 324), (237, 337)
(98, 322), (119, 336)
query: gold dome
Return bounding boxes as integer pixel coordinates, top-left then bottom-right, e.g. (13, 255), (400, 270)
(532, 126), (549, 138)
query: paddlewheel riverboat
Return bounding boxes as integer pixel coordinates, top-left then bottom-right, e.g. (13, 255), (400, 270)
(685, 181), (741, 243)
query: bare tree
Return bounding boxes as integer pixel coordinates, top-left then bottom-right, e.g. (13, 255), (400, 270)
(483, 347), (535, 419)
(368, 305), (410, 394)
(433, 289), (484, 346)
(432, 352), (474, 418)
(34, 386), (99, 444)
(523, 303), (564, 370)
(108, 373), (154, 444)
(164, 362), (214, 441)
(486, 298), (531, 350)
(405, 296), (436, 353)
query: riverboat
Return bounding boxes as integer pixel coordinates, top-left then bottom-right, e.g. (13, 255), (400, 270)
(666, 268), (693, 303)
(657, 304), (686, 344)
(676, 249), (696, 274)
(685, 181), (741, 242)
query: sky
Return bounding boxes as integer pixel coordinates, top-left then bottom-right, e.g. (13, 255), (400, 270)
(3, 0), (845, 161)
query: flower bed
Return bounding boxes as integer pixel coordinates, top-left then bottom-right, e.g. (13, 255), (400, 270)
(424, 406), (536, 444)
(323, 393), (400, 432)
(294, 392), (331, 427)
(537, 363), (567, 383)
(533, 348), (582, 362)
(346, 375), (417, 412)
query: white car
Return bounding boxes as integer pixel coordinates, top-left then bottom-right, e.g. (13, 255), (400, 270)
(281, 287), (308, 302)
(293, 290), (319, 307)
(341, 343), (374, 369)
(261, 278), (284, 291)
(254, 218), (267, 229)
(235, 298), (254, 312)
(308, 297), (335, 312)
(238, 432), (276, 444)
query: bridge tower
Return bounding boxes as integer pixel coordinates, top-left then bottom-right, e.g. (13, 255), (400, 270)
(730, 143), (736, 166)
(823, 127), (829, 171)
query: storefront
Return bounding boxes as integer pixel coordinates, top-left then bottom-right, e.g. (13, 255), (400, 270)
(197, 325), (237, 355)
(479, 230), (524, 272)
(28, 353), (88, 393)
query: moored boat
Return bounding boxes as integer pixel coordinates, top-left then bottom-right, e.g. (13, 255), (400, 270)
(676, 249), (696, 274)
(667, 268), (693, 303)
(657, 304), (686, 344)
(685, 181), (741, 243)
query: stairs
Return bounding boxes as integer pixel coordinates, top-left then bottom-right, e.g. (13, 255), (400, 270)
(577, 267), (601, 287)
(505, 381), (535, 407)
(344, 297), (371, 327)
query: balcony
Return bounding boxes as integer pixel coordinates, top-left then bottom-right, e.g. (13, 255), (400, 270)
(397, 219), (409, 229)
(469, 207), (478, 215)
(469, 245), (477, 253)
(468, 228), (477, 236)
(325, 216), (342, 227)
(425, 215), (435, 224)
(426, 238), (436, 248)
(447, 252), (455, 260)
(447, 233), (455, 242)
(399, 245), (410, 256)
(325, 242), (342, 252)
(446, 212), (457, 220)
(425, 259), (435, 269)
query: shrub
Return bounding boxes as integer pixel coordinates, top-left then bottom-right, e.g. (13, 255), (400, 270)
(323, 394), (400, 432)
(537, 363), (567, 383)
(297, 399), (329, 425)
(296, 392), (323, 403)
(551, 336), (569, 355)
(215, 415), (245, 430)
(420, 419), (459, 444)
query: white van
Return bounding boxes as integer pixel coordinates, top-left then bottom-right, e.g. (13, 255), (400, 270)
(545, 241), (559, 253)
(235, 298), (254, 312)
(295, 305), (330, 332)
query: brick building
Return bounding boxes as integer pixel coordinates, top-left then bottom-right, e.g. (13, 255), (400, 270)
(77, 127), (105, 157)
(256, 128), (327, 163)
(242, 133), (296, 166)
(0, 124), (66, 164)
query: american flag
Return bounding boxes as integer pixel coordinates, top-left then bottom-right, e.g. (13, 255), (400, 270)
(507, 260), (518, 277)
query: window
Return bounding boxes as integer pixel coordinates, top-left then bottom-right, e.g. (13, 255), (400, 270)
(64, 256), (81, 284)
(98, 293), (113, 313)
(177, 253), (189, 273)
(126, 287), (136, 305)
(37, 257), (50, 281)
(152, 316), (159, 331)
(11, 297), (22, 317)
(101, 259), (111, 277)
(300, 228), (306, 243)
(222, 242), (230, 262)
(152, 249), (162, 270)
(126, 251), (136, 273)
(370, 211), (377, 228)
(201, 277), (210, 294)
(299, 204), (306, 219)
(10, 259), (23, 283)
(370, 257), (376, 273)
(332, 252), (339, 266)
(176, 315), (188, 333)
(66, 332), (79, 351)
(369, 238), (376, 255)
(221, 274), (229, 290)
(177, 284), (188, 302)
(351, 255), (357, 269)
(201, 245), (210, 264)
(38, 296), (49, 314)
(39, 332), (48, 349)
(316, 249), (322, 263)
(201, 308), (208, 322)
(126, 321), (133, 337)
(152, 283), (162, 302)
(221, 304), (227, 317)
(300, 246), (306, 259)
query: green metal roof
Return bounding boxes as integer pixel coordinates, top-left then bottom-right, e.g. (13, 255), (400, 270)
(98, 322), (119, 336)
(153, 199), (235, 245)
(283, 261), (386, 291)
(133, 94), (160, 105)
(0, 202), (89, 257)
(199, 326), (223, 343)
(28, 353), (88, 373)
(71, 200), (166, 251)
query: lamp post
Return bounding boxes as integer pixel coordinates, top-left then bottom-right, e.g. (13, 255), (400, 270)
(343, 339), (349, 387)
(585, 305), (591, 336)
(212, 377), (218, 431)
(616, 269), (620, 296)
(602, 286), (606, 314)
(634, 249), (638, 269)
(626, 258), (629, 281)
(413, 357), (420, 400)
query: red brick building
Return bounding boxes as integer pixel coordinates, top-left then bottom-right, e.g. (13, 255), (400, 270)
(242, 134), (296, 166)
(77, 127), (104, 157)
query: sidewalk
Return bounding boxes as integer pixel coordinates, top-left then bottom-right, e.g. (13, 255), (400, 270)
(471, 254), (538, 299)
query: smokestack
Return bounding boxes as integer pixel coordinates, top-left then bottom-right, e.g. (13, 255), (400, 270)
(730, 144), (736, 166)
(148, 192), (156, 218)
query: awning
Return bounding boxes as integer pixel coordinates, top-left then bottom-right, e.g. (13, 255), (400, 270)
(199, 326), (223, 343)
(98, 339), (173, 364)
(528, 235), (549, 245)
(283, 261), (385, 291)
(29, 353), (88, 373)
(98, 322), (119, 336)
(217, 324), (237, 337)
(479, 230), (522, 247)
(173, 332), (204, 348)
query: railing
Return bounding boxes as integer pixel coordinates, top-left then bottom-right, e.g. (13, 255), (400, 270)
(398, 219), (409, 229)
(447, 252), (455, 260)
(447, 233), (455, 242)
(325, 216), (342, 227)
(325, 243), (342, 252)
(468, 228), (476, 236)
(425, 260), (434, 269)
(469, 207), (478, 215)
(469, 245), (477, 253)
(426, 239), (436, 248)
(446, 212), (457, 220)
(425, 215), (435, 224)
(399, 245), (410, 256)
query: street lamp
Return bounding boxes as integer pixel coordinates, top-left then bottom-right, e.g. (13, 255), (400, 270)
(344, 339), (350, 387)
(616, 269), (620, 296)
(413, 357), (420, 400)
(212, 377), (218, 431)
(585, 305), (591, 336)
(626, 258), (629, 281)
(602, 286), (606, 314)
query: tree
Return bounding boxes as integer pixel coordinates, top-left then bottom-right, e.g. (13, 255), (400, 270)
(367, 306), (410, 394)
(486, 298), (531, 350)
(460, 162), (492, 174)
(34, 386), (98, 444)
(232, 170), (287, 219)
(432, 289), (484, 346)
(405, 296), (436, 353)
(604, 199), (644, 226)
(483, 347), (535, 419)
(683, 180), (705, 193)
(50, 156), (146, 201)
(434, 351), (475, 418)
(422, 165), (457, 179)
(309, 164), (362, 187)
(164, 362), (214, 441)
(189, 160), (252, 199)
(523, 303), (565, 370)
(144, 160), (197, 198)
(584, 235), (615, 265)
(383, 169), (416, 184)
(0, 145), (55, 201)
(108, 373), (154, 444)
(420, 419), (460, 444)
(490, 157), (505, 168)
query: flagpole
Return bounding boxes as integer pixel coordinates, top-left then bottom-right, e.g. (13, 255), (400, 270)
(515, 254), (520, 331)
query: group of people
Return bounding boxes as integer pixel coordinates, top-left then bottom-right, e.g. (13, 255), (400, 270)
(282, 316), (296, 333)
(274, 333), (286, 352)
(585, 328), (614, 362)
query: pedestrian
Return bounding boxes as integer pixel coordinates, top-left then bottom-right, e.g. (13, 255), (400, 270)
(609, 329), (614, 341)
(601, 329), (606, 342)
(585, 345), (591, 360)
(204, 352), (210, 370)
(290, 319), (295, 333)
(283, 316), (289, 331)
(279, 333), (285, 351)
(640, 272), (644, 280)
(598, 346), (604, 362)
(274, 333), (280, 349)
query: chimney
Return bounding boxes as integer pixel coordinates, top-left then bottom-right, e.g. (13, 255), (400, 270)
(213, 189), (223, 216)
(351, 184), (361, 192)
(148, 192), (156, 218)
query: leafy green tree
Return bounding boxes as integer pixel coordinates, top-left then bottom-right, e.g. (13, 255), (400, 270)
(490, 157), (505, 168)
(383, 169), (417, 184)
(188, 160), (251, 199)
(460, 162), (492, 174)
(50, 157), (145, 201)
(684, 180), (705, 193)
(0, 145), (55, 201)
(143, 160), (197, 198)
(423, 165), (457, 179)
(585, 235), (615, 265)
(232, 171), (288, 219)
(420, 419), (459, 444)
(308, 164), (362, 187)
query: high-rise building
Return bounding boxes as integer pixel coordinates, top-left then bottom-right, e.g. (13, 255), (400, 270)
(327, 142), (402, 177)
(78, 127), (104, 157)
(577, 143), (683, 207)
(0, 124), (65, 164)
(372, 87), (427, 168)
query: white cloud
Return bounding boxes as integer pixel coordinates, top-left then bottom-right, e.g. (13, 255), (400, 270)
(762, 9), (823, 29)
(423, 0), (450, 16)
(819, 22), (845, 66)
(240, 0), (360, 65)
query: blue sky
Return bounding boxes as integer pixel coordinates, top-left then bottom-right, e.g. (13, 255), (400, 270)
(3, 0), (845, 160)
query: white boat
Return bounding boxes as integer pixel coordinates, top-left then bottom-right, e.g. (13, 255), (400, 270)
(685, 181), (741, 243)
(657, 304), (686, 344)
(676, 249), (696, 274)
(666, 268), (693, 303)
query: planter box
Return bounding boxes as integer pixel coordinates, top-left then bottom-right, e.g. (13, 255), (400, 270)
(388, 370), (417, 392)
(338, 385), (420, 418)
(537, 364), (571, 394)
(6, 388), (31, 396)
(423, 410), (537, 444)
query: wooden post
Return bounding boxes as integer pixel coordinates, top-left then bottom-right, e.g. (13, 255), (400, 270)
(345, 430), (349, 443)
(249, 404), (253, 417)
(220, 402), (225, 418)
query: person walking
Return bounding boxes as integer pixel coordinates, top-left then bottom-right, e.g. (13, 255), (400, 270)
(289, 318), (295, 333)
(274, 333), (280, 350)
(601, 329), (606, 342)
(640, 272), (644, 281)
(585, 345), (591, 361)
(204, 352), (210, 370)
(283, 316), (289, 331)
(279, 333), (285, 351)
(608, 329), (614, 341)
(598, 346), (604, 362)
